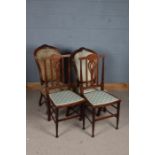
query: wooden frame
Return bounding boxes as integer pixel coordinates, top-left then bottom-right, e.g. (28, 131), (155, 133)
(38, 53), (85, 137)
(34, 44), (63, 122)
(71, 47), (121, 137)
(34, 44), (61, 106)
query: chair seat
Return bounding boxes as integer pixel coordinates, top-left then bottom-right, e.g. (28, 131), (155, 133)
(49, 90), (84, 106)
(84, 90), (119, 106)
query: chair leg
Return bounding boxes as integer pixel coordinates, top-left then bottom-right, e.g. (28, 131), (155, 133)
(46, 98), (51, 121)
(47, 107), (51, 121)
(39, 93), (43, 106)
(96, 107), (102, 116)
(65, 107), (71, 116)
(116, 102), (120, 129)
(55, 108), (59, 138)
(82, 104), (85, 130)
(79, 105), (83, 121)
(103, 107), (107, 112)
(92, 108), (95, 137)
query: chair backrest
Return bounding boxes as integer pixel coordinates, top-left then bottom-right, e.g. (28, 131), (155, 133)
(34, 44), (61, 84)
(72, 47), (104, 93)
(35, 50), (71, 92)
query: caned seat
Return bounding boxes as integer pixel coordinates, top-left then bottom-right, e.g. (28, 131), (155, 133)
(72, 47), (121, 137)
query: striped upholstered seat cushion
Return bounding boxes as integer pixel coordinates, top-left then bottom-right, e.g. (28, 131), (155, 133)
(49, 90), (84, 106)
(84, 90), (119, 106)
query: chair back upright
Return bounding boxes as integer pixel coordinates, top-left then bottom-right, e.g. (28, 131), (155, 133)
(34, 44), (61, 85)
(72, 47), (104, 94)
(36, 55), (71, 92)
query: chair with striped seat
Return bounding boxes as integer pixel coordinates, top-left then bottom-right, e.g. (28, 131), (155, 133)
(35, 52), (85, 137)
(72, 47), (121, 137)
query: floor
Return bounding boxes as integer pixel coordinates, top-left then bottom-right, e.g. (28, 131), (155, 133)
(26, 90), (129, 155)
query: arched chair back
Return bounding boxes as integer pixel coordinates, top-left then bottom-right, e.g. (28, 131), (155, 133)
(72, 47), (104, 94)
(34, 44), (61, 85)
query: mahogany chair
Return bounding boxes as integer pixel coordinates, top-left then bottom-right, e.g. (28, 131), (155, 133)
(71, 47), (121, 137)
(34, 44), (61, 106)
(36, 53), (85, 137)
(34, 44), (63, 121)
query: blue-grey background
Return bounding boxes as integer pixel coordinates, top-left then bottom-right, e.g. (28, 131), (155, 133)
(26, 0), (129, 82)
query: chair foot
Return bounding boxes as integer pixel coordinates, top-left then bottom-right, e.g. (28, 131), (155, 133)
(92, 134), (95, 138)
(79, 117), (82, 121)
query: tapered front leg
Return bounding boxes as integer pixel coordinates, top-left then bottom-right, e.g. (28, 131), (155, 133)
(55, 108), (59, 138)
(116, 102), (120, 129)
(92, 107), (95, 137)
(82, 104), (85, 129)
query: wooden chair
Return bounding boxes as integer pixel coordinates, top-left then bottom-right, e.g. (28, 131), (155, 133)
(34, 44), (61, 106)
(37, 53), (85, 137)
(34, 44), (63, 121)
(71, 47), (121, 137)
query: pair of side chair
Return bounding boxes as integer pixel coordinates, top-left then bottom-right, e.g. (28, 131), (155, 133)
(34, 44), (121, 138)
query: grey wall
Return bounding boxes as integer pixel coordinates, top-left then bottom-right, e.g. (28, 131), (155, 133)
(26, 0), (129, 82)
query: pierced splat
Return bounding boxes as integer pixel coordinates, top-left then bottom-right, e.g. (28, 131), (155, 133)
(79, 53), (98, 87)
(87, 54), (98, 85)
